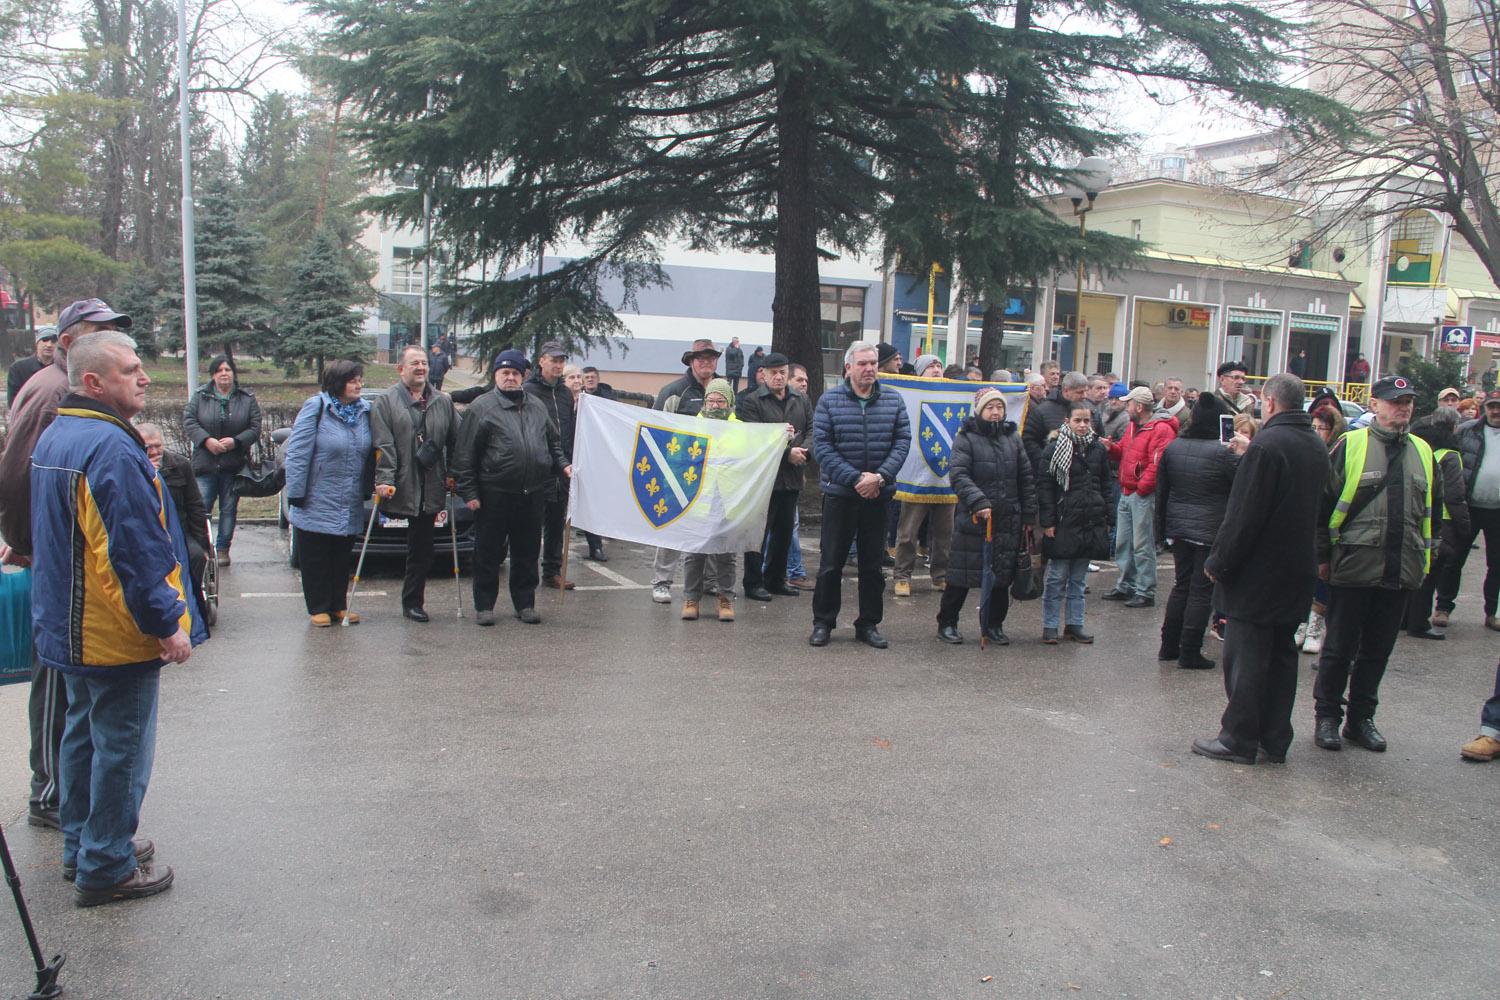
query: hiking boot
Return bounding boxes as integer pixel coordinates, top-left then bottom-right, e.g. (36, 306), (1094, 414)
(544, 575), (575, 591)
(1041, 627), (1059, 645)
(309, 613), (332, 628)
(717, 597), (735, 622)
(681, 600), (700, 621)
(64, 839), (154, 883)
(893, 579), (911, 597)
(1460, 734), (1500, 761)
(74, 865), (174, 908)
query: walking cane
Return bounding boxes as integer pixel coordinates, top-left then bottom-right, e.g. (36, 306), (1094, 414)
(448, 490), (464, 619)
(0, 823), (64, 999)
(558, 517), (572, 606)
(344, 494), (381, 627)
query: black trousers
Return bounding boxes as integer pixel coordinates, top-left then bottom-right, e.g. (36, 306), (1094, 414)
(812, 495), (888, 629)
(1161, 542), (1213, 653)
(745, 489), (799, 592)
(28, 660), (66, 812)
(297, 528), (355, 616)
(1437, 505), (1500, 616)
(937, 584), (1010, 630)
(1405, 547), (1449, 633)
(1217, 619), (1300, 758)
(541, 480), (568, 579)
(474, 490), (543, 613)
(402, 511), (437, 610)
(1313, 584), (1407, 723)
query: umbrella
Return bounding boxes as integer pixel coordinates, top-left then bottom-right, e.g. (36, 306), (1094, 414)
(978, 513), (994, 650)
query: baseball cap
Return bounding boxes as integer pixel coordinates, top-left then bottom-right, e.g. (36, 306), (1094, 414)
(56, 298), (131, 335)
(1107, 383), (1129, 400)
(1124, 386), (1156, 406)
(34, 326), (58, 342)
(1369, 375), (1417, 401)
(1484, 390), (1500, 406)
(1437, 386), (1461, 400)
(537, 341), (567, 359)
(493, 348), (531, 373)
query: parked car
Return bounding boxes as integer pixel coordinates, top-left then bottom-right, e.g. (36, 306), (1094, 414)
(270, 422), (476, 569)
(1304, 396), (1367, 421)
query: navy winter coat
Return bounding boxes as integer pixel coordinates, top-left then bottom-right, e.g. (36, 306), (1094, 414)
(811, 379), (911, 499)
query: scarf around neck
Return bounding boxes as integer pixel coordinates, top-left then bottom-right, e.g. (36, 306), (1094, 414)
(1049, 426), (1097, 491)
(326, 392), (368, 427)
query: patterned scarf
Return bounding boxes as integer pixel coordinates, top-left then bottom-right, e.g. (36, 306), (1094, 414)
(1049, 425), (1096, 491)
(327, 393), (368, 428)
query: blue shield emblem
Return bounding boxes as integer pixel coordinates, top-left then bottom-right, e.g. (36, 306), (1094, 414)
(918, 401), (967, 477)
(631, 423), (710, 528)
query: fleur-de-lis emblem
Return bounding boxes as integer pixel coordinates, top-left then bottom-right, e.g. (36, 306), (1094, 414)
(943, 406), (953, 421)
(636, 457), (651, 475)
(653, 498), (668, 516)
(666, 437), (681, 456)
(955, 407), (968, 419)
(683, 467), (698, 486)
(646, 478), (660, 496)
(688, 441), (703, 460)
(931, 441), (942, 456)
(939, 456), (948, 471)
(922, 426), (933, 441)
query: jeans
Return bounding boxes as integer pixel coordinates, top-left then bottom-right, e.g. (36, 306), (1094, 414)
(59, 668), (161, 890)
(1481, 660), (1500, 739)
(1313, 584), (1407, 723)
(473, 490), (543, 613)
(1042, 557), (1089, 629)
(812, 495), (889, 630)
(1217, 619), (1299, 759)
(1437, 504), (1500, 616)
(1113, 492), (1157, 599)
(196, 470), (240, 552)
(777, 509), (807, 580)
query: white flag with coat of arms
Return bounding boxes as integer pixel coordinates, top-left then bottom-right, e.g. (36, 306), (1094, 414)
(568, 394), (789, 553)
(879, 374), (1031, 503)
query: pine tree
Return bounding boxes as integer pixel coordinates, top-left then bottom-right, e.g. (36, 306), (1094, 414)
(275, 226), (371, 378)
(159, 162), (275, 362)
(312, 0), (1353, 390)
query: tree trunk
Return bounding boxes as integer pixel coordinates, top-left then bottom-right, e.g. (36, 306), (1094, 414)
(771, 69), (824, 404)
(94, 0), (134, 265)
(978, 302), (1007, 376)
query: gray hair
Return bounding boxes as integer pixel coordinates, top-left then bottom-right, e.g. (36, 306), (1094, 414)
(844, 341), (878, 367)
(1061, 371), (1089, 392)
(1427, 404), (1462, 430)
(67, 330), (138, 389)
(1026, 372), (1046, 387)
(1263, 372), (1305, 411)
(135, 421), (163, 442)
(990, 369), (1013, 382)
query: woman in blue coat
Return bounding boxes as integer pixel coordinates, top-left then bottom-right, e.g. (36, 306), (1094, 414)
(282, 360), (374, 626)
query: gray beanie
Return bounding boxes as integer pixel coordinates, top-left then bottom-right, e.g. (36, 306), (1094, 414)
(912, 353), (943, 376)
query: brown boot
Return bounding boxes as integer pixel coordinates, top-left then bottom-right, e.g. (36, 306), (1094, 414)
(1461, 734), (1500, 761)
(681, 600), (699, 621)
(545, 575), (576, 591)
(718, 596), (735, 622)
(74, 865), (174, 908)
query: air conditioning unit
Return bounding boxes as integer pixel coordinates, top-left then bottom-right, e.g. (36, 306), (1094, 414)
(1169, 307), (1191, 325)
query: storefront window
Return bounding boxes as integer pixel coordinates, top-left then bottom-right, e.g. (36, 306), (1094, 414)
(820, 285), (867, 376)
(1225, 309), (1279, 377)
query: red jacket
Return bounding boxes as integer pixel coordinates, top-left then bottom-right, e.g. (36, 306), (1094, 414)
(1108, 413), (1179, 496)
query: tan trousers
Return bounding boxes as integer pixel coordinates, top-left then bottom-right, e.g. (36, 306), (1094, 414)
(894, 500), (955, 585)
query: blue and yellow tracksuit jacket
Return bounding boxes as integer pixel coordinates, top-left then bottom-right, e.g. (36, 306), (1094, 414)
(30, 395), (206, 674)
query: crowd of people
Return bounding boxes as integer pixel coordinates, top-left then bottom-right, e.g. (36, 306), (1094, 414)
(6, 297), (1500, 908)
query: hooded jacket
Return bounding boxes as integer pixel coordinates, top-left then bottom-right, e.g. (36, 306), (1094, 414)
(1109, 411), (1179, 496)
(30, 395), (207, 673)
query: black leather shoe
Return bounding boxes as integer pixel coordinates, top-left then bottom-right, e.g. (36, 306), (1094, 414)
(1314, 718), (1342, 750)
(983, 627), (1009, 645)
(27, 806), (59, 830)
(1407, 628), (1445, 640)
(808, 624), (832, 647)
(74, 864), (174, 907)
(586, 545), (608, 562)
(515, 608), (541, 624)
(1124, 595), (1155, 608)
(1191, 737), (1255, 765)
(1101, 589), (1131, 602)
(1257, 748), (1287, 764)
(745, 587), (773, 602)
(1157, 646), (1180, 661)
(937, 624), (963, 644)
(1178, 652), (1216, 670)
(1064, 625), (1094, 644)
(403, 606), (430, 622)
(1343, 718), (1388, 752)
(855, 627), (889, 649)
(767, 584), (801, 597)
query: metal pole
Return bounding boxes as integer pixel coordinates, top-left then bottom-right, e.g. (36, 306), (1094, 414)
(420, 89), (434, 351)
(1077, 212), (1088, 372)
(177, 0), (200, 396)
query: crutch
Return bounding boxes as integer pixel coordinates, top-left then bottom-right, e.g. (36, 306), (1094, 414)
(0, 822), (64, 999)
(448, 490), (464, 619)
(344, 493), (381, 627)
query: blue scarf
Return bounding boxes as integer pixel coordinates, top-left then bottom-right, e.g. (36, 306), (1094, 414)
(326, 393), (368, 427)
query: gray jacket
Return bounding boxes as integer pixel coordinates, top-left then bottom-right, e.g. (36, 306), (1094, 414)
(370, 383), (460, 517)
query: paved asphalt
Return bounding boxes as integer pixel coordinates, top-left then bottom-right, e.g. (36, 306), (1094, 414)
(0, 524), (1495, 999)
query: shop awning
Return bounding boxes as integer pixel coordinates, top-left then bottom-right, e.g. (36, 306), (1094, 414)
(1290, 313), (1341, 333)
(1227, 308), (1279, 326)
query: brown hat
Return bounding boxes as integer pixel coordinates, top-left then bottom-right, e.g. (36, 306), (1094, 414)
(681, 339), (721, 365)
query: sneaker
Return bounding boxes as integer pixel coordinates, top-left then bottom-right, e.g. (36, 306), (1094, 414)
(681, 600), (699, 621)
(893, 579), (911, 597)
(476, 609), (496, 626)
(652, 584), (671, 604)
(1302, 611), (1325, 655)
(216, 550), (230, 567)
(717, 596), (735, 622)
(1460, 734), (1500, 761)
(1487, 615), (1500, 632)
(1431, 609), (1450, 628)
(74, 865), (174, 907)
(1087, 563), (1100, 573)
(1294, 621), (1308, 647)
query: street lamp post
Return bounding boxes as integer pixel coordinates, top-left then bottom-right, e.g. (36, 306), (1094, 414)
(1065, 157), (1112, 373)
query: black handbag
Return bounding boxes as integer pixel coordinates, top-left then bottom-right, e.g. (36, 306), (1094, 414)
(1010, 527), (1044, 601)
(234, 453), (285, 498)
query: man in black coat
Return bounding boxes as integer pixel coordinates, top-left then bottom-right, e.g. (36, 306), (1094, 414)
(1193, 373), (1330, 765)
(735, 352), (812, 601)
(524, 340), (577, 590)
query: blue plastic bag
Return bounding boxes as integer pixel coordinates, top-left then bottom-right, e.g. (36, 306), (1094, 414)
(0, 566), (34, 684)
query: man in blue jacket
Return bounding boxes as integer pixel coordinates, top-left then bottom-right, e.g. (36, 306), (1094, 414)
(30, 331), (204, 905)
(809, 342), (911, 648)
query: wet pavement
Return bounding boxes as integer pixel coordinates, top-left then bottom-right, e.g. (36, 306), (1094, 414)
(0, 523), (1495, 998)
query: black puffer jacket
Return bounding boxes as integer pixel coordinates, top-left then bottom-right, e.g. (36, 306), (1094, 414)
(451, 388), (566, 501)
(1454, 416), (1493, 497)
(1154, 437), (1241, 547)
(1022, 388), (1068, 471)
(183, 385), (261, 474)
(948, 417), (1037, 590)
(1037, 435), (1111, 560)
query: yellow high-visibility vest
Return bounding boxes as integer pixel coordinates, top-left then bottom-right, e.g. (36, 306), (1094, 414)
(1329, 427), (1435, 574)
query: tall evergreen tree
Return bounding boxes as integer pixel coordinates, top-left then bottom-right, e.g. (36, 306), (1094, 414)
(275, 226), (371, 378)
(313, 0), (1352, 390)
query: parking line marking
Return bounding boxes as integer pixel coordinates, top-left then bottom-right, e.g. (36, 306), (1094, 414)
(240, 591), (389, 598)
(577, 558), (641, 588)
